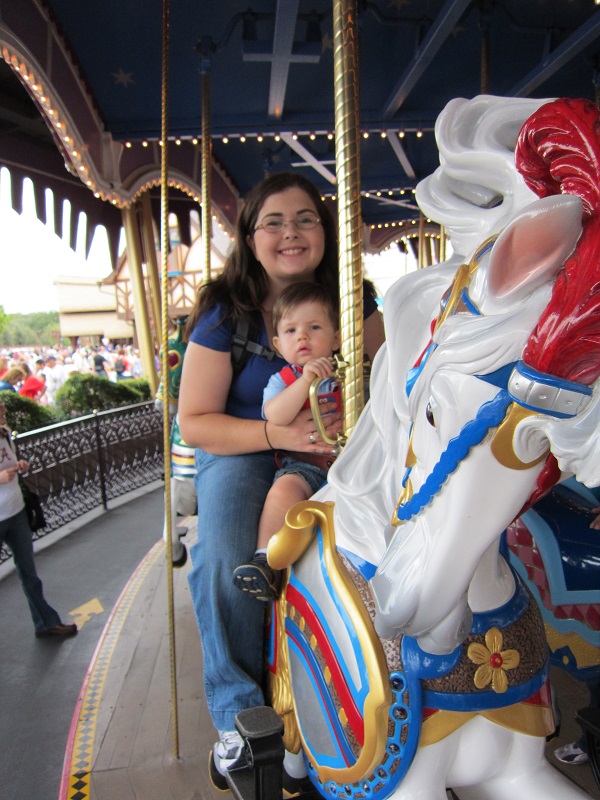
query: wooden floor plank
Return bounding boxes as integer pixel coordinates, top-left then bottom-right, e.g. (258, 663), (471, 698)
(87, 521), (225, 798)
(89, 766), (136, 799)
(94, 558), (168, 771)
(545, 667), (598, 798)
(91, 552), (166, 771)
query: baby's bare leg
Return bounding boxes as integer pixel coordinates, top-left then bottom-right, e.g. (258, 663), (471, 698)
(257, 473), (311, 550)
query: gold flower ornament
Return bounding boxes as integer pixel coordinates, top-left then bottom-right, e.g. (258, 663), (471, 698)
(467, 627), (520, 694)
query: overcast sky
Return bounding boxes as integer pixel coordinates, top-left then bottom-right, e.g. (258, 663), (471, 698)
(0, 170), (112, 315)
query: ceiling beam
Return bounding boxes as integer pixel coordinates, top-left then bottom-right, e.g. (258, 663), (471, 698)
(381, 0), (473, 119)
(280, 133), (336, 183)
(386, 133), (416, 180)
(508, 10), (600, 97)
(371, 196), (419, 211)
(270, 0), (300, 118)
(242, 0), (321, 120)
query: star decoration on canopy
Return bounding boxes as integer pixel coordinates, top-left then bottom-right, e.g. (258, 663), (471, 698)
(112, 69), (135, 88)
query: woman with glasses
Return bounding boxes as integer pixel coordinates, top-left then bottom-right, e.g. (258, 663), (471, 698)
(178, 172), (385, 784)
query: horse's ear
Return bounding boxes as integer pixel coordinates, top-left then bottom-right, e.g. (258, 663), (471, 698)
(487, 195), (583, 300)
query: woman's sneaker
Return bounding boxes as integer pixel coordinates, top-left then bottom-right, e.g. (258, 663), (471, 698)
(554, 740), (589, 764)
(233, 555), (281, 601)
(211, 729), (247, 782)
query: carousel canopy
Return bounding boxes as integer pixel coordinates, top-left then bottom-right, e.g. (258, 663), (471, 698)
(1, 1), (600, 266)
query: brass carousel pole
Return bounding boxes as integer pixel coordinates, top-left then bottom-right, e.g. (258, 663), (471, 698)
(439, 225), (447, 263)
(479, 12), (490, 95)
(200, 66), (212, 283)
(159, 0), (180, 759)
(332, 0), (364, 439)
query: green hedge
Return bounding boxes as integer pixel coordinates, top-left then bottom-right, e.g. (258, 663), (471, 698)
(55, 373), (152, 418)
(1, 374), (153, 433)
(0, 390), (58, 433)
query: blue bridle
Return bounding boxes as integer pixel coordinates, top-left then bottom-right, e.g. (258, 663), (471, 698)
(394, 388), (512, 523)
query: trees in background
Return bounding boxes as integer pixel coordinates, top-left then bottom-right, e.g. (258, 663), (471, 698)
(0, 306), (10, 339)
(0, 310), (60, 348)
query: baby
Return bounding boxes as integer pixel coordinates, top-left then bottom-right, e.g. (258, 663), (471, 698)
(233, 282), (340, 600)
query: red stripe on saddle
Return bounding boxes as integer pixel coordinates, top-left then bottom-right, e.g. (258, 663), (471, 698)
(286, 583), (364, 745)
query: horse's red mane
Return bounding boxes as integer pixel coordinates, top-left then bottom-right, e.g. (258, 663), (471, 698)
(513, 98), (600, 509)
(516, 98), (600, 385)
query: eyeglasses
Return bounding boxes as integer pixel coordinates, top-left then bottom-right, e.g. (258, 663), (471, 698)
(254, 213), (321, 234)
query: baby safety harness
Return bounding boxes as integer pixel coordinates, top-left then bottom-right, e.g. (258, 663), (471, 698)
(230, 314), (276, 376)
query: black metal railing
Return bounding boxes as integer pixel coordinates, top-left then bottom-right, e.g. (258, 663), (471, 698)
(1, 402), (164, 565)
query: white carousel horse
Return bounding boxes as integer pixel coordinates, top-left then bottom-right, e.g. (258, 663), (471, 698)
(266, 96), (600, 799)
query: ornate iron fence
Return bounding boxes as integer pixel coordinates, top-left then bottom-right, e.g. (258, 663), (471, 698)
(1, 402), (164, 565)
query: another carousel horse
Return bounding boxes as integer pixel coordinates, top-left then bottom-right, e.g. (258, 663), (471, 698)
(155, 317), (196, 567)
(506, 478), (600, 687)
(265, 97), (600, 799)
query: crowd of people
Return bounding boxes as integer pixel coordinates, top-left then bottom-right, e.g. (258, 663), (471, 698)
(0, 344), (144, 405)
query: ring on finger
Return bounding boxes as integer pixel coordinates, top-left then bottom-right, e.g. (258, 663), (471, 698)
(309, 432), (316, 443)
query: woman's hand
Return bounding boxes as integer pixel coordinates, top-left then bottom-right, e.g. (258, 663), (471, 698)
(17, 459), (29, 474)
(267, 403), (341, 454)
(0, 466), (19, 484)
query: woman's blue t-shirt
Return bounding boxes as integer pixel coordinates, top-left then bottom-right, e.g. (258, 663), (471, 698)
(189, 304), (286, 419)
(188, 288), (379, 420)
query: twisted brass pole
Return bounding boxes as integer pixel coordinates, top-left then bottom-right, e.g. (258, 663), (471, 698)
(333, 0), (364, 438)
(480, 27), (490, 95)
(160, 0), (180, 759)
(201, 70), (212, 283)
(439, 225), (447, 263)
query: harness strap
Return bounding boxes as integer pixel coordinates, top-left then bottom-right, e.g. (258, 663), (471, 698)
(279, 364), (342, 411)
(230, 315), (276, 376)
(279, 364), (298, 386)
(507, 361), (592, 419)
(393, 390), (513, 524)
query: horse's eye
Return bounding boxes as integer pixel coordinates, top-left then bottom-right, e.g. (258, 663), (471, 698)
(425, 401), (435, 427)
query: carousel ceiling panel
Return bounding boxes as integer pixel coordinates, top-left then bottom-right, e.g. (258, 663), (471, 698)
(2, 0), (600, 249)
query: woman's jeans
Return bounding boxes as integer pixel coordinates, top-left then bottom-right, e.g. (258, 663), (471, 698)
(0, 509), (61, 632)
(188, 449), (277, 732)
